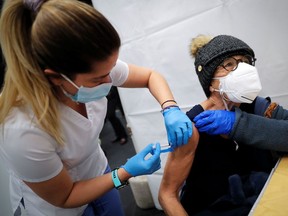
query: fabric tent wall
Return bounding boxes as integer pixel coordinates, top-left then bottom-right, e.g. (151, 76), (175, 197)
(93, 0), (288, 209)
(0, 1), (286, 215)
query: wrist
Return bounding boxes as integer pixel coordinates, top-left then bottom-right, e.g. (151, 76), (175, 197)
(118, 167), (132, 180)
(111, 168), (130, 189)
(161, 99), (177, 109)
(161, 105), (180, 114)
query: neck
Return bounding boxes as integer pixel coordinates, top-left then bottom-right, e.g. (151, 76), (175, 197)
(56, 87), (88, 117)
(201, 93), (234, 111)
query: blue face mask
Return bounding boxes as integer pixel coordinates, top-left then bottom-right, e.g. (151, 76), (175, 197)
(61, 74), (112, 103)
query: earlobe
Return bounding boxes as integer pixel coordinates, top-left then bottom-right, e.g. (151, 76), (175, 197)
(44, 69), (63, 86)
(209, 85), (214, 93)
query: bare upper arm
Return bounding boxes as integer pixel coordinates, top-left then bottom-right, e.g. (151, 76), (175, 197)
(159, 125), (199, 215)
(161, 124), (199, 192)
(24, 167), (73, 207)
(120, 64), (153, 88)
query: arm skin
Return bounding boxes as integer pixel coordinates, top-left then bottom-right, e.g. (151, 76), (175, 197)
(159, 124), (199, 216)
(24, 167), (131, 208)
(23, 64), (182, 208)
(24, 142), (161, 208)
(122, 64), (178, 108)
(230, 104), (288, 152)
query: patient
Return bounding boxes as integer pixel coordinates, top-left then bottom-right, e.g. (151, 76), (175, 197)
(159, 34), (287, 216)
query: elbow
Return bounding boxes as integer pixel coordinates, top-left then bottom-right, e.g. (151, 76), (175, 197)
(158, 188), (166, 206)
(158, 184), (179, 208)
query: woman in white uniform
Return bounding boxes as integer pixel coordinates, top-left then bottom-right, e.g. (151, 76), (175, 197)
(0, 0), (193, 215)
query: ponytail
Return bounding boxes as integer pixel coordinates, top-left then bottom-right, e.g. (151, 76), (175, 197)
(0, 0), (64, 145)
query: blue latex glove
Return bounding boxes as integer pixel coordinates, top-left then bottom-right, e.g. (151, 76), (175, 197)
(163, 107), (193, 148)
(193, 110), (235, 135)
(122, 143), (161, 177)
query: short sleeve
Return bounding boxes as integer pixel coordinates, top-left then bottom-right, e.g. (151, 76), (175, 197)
(110, 59), (129, 86)
(1, 127), (63, 182)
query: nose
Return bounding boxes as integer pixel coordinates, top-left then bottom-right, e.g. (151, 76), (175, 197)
(236, 59), (244, 64)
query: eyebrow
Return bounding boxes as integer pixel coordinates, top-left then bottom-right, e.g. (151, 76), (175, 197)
(92, 72), (111, 81)
(91, 63), (116, 80)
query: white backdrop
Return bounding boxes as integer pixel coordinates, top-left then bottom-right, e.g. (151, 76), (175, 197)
(1, 0), (288, 215)
(93, 0), (288, 151)
(93, 0), (288, 209)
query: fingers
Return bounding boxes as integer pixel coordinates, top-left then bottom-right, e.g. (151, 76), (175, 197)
(138, 143), (155, 157)
(194, 112), (215, 128)
(183, 121), (193, 144)
(151, 143), (161, 155)
(187, 121), (193, 137)
(174, 128), (182, 147)
(193, 110), (213, 122)
(168, 132), (176, 148)
(147, 148), (161, 173)
(169, 122), (193, 148)
(197, 124), (214, 134)
(164, 108), (193, 148)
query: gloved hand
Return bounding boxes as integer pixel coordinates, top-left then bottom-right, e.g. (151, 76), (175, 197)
(122, 143), (161, 177)
(163, 107), (193, 148)
(193, 110), (235, 135)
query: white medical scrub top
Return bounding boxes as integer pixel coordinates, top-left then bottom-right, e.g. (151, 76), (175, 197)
(0, 60), (129, 216)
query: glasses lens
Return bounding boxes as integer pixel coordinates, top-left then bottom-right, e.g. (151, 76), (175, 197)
(222, 57), (238, 71)
(244, 55), (256, 66)
(221, 55), (256, 72)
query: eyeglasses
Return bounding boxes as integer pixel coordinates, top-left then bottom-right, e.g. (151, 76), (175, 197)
(219, 55), (256, 72)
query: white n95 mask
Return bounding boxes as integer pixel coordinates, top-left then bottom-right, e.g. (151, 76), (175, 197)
(213, 63), (262, 103)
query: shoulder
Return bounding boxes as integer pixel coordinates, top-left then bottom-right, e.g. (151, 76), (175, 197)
(110, 59), (129, 86)
(186, 104), (204, 121)
(239, 96), (270, 115)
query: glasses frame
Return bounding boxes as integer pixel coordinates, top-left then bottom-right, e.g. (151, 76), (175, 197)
(219, 55), (257, 72)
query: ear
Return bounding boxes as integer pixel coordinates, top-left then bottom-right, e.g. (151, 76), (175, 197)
(209, 85), (214, 93)
(44, 69), (63, 86)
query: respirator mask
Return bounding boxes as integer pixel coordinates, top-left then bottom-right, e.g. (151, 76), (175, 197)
(213, 62), (262, 104)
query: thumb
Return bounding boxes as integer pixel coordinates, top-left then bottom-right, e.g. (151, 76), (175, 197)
(137, 143), (154, 158)
(151, 143), (161, 157)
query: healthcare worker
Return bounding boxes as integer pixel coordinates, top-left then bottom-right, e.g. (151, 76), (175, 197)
(0, 0), (192, 215)
(159, 34), (286, 216)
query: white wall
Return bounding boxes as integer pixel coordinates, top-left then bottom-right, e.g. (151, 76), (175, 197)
(93, 0), (288, 152)
(93, 0), (288, 209)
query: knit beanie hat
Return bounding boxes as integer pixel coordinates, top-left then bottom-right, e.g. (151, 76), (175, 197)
(194, 35), (255, 97)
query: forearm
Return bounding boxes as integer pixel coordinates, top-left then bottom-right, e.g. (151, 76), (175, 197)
(124, 64), (176, 107)
(159, 193), (188, 216)
(25, 167), (131, 208)
(159, 152), (192, 216)
(62, 174), (114, 207)
(62, 168), (131, 208)
(147, 71), (176, 107)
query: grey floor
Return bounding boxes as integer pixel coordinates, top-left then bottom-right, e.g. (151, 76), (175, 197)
(100, 110), (165, 216)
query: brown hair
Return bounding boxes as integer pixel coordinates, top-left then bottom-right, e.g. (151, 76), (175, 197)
(0, 0), (121, 145)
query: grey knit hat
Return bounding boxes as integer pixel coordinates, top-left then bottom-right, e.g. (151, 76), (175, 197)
(194, 35), (255, 97)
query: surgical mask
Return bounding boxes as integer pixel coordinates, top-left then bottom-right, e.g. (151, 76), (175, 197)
(213, 63), (262, 104)
(61, 74), (112, 103)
